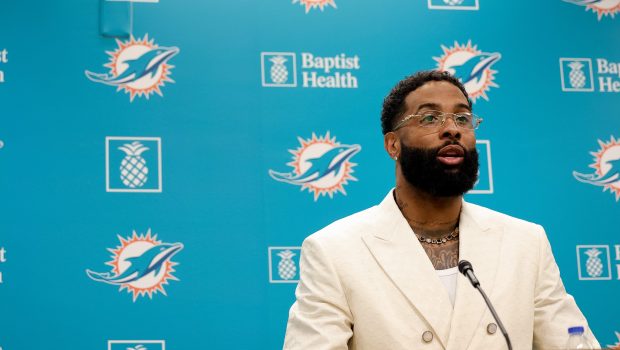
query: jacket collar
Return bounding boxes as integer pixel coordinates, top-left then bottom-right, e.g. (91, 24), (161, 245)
(446, 200), (502, 350)
(362, 189), (502, 350)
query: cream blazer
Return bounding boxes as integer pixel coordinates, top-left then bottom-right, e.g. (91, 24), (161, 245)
(283, 190), (600, 350)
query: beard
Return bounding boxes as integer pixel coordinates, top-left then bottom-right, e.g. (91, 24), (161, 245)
(399, 141), (479, 197)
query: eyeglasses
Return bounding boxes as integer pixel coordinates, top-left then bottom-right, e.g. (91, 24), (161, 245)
(392, 110), (483, 131)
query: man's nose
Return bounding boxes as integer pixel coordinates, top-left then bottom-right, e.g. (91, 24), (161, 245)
(439, 116), (462, 140)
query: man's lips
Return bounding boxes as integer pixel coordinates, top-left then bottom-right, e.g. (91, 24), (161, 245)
(437, 145), (465, 165)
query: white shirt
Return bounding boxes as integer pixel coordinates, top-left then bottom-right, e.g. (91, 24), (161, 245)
(436, 266), (459, 306)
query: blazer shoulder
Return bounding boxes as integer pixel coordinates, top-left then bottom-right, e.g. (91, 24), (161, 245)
(465, 202), (544, 233)
(304, 205), (379, 247)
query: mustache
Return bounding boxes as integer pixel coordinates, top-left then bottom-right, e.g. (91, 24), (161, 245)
(434, 141), (473, 155)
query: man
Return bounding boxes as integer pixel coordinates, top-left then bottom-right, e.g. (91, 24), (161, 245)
(283, 71), (599, 350)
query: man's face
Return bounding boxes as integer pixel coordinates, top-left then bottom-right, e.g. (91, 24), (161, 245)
(393, 81), (479, 196)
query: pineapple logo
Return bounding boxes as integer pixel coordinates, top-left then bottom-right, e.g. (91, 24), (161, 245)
(576, 245), (612, 280)
(269, 247), (301, 283)
(119, 141), (149, 188)
(428, 0), (479, 10)
(128, 346), (147, 350)
(106, 137), (162, 193)
(585, 248), (604, 277)
(270, 56), (289, 84)
(469, 140), (494, 194)
(563, 0), (620, 20)
(434, 41), (501, 102)
(85, 35), (179, 102)
(560, 58), (594, 91)
(108, 340), (165, 350)
(261, 52), (297, 87)
(568, 61), (587, 88)
(292, 0), (337, 13)
(573, 136), (620, 200)
(86, 229), (184, 301)
(269, 132), (361, 201)
(277, 250), (298, 280)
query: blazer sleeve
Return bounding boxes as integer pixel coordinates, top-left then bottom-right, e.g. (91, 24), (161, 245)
(532, 226), (601, 349)
(283, 235), (353, 350)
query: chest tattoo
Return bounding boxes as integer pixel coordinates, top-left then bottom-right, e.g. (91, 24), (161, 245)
(419, 239), (459, 270)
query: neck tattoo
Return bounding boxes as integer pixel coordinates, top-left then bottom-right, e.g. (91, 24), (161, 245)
(393, 188), (460, 231)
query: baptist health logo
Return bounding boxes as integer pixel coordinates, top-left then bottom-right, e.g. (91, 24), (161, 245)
(573, 136), (620, 200)
(108, 340), (165, 350)
(269, 132), (361, 200)
(576, 245), (620, 280)
(106, 137), (162, 193)
(470, 140), (494, 194)
(86, 229), (183, 301)
(85, 35), (179, 102)
(261, 52), (360, 88)
(434, 41), (501, 103)
(269, 247), (301, 283)
(0, 245), (6, 285)
(563, 0), (620, 20)
(0, 48), (8, 84)
(428, 0), (479, 10)
(560, 57), (620, 92)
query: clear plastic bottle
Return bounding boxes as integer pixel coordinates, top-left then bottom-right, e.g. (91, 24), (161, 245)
(565, 326), (593, 349)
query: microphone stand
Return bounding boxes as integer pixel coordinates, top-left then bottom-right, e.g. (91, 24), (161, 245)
(459, 260), (513, 350)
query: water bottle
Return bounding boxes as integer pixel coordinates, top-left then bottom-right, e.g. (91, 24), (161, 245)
(565, 326), (593, 349)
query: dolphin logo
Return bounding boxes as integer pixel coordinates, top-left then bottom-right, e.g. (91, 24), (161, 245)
(85, 46), (179, 86)
(86, 242), (183, 285)
(269, 144), (361, 185)
(573, 158), (620, 187)
(449, 52), (501, 86)
(562, 0), (602, 5)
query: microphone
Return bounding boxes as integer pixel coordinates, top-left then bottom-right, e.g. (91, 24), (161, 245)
(458, 260), (513, 350)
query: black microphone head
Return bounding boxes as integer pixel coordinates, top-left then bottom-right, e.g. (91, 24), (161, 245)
(458, 260), (473, 275)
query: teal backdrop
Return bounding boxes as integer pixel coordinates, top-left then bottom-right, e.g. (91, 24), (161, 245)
(0, 0), (619, 349)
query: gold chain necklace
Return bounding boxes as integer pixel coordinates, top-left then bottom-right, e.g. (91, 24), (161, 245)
(415, 227), (459, 245)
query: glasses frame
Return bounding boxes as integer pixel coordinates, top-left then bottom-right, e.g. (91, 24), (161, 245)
(392, 110), (483, 131)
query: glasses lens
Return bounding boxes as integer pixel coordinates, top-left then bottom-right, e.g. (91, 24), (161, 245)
(418, 111), (441, 127)
(454, 113), (474, 129)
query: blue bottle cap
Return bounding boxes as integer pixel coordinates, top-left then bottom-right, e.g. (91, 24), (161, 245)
(568, 326), (585, 334)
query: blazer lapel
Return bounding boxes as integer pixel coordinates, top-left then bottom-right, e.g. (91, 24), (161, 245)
(446, 202), (503, 350)
(362, 191), (453, 348)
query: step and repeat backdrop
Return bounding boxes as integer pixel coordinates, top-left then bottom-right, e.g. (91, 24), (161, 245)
(0, 0), (619, 349)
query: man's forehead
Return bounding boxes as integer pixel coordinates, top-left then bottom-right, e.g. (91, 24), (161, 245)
(404, 81), (470, 111)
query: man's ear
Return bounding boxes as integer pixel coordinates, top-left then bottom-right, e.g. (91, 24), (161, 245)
(384, 132), (400, 160)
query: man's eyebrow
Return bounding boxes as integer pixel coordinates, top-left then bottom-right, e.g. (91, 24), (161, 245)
(455, 103), (472, 112)
(414, 102), (472, 113)
(415, 103), (441, 112)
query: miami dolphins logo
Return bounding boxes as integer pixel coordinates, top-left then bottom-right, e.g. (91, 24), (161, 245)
(85, 35), (179, 102)
(607, 331), (620, 349)
(434, 41), (502, 103)
(573, 136), (620, 201)
(269, 132), (361, 200)
(292, 0), (337, 13)
(86, 229), (183, 301)
(563, 0), (620, 20)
